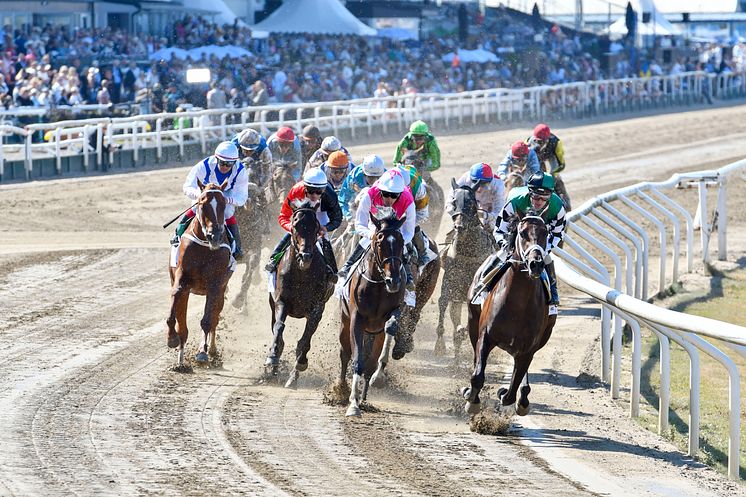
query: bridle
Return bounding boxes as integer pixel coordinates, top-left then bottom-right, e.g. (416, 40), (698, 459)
(184, 189), (230, 249)
(512, 215), (547, 271)
(290, 206), (320, 261)
(359, 226), (404, 284)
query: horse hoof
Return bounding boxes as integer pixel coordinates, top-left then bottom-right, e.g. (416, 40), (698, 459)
(460, 386), (471, 399)
(264, 356), (279, 367)
(264, 364), (278, 377)
(370, 371), (384, 387)
(346, 405), (362, 417)
(515, 403), (530, 416)
(391, 348), (405, 361)
(195, 351), (209, 363)
(296, 359), (308, 372)
(167, 334), (180, 349)
(285, 374), (298, 389)
(497, 387), (508, 401)
(465, 401), (481, 415)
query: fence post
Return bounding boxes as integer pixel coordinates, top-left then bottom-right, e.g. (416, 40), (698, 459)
(199, 115), (207, 154)
(24, 131), (32, 180)
(55, 127), (62, 174)
(698, 180), (710, 263)
(156, 118), (163, 161)
(96, 123), (103, 169)
(83, 125), (90, 171)
(717, 174), (728, 261)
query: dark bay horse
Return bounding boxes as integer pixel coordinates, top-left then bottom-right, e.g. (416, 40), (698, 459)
(167, 180), (233, 367)
(461, 215), (557, 415)
(392, 232), (440, 360)
(338, 209), (406, 417)
(265, 167), (296, 243)
(267, 200), (334, 388)
(435, 181), (494, 358)
(231, 182), (268, 313)
(401, 149), (444, 237)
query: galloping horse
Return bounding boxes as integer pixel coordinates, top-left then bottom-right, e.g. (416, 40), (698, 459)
(461, 215), (557, 415)
(167, 180), (233, 367)
(401, 149), (444, 237)
(264, 166), (296, 243)
(338, 209), (406, 417)
(392, 233), (439, 360)
(435, 181), (494, 358)
(231, 182), (268, 312)
(267, 200), (334, 388)
(504, 163), (526, 200)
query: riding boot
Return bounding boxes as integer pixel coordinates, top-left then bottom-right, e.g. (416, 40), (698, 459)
(404, 243), (416, 291)
(170, 213), (194, 246)
(413, 226), (428, 266)
(546, 261), (560, 306)
(472, 253), (503, 297)
(265, 233), (291, 272)
(226, 223), (243, 260)
(320, 237), (338, 284)
(337, 243), (366, 279)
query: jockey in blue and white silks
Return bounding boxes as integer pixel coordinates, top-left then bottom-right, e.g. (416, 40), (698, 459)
(337, 154), (386, 221)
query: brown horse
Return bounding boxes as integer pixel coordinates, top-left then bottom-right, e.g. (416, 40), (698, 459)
(392, 232), (440, 360)
(338, 209), (406, 417)
(461, 215), (557, 415)
(503, 163), (526, 200)
(231, 182), (268, 313)
(435, 181), (494, 358)
(267, 200), (334, 388)
(264, 166), (297, 245)
(167, 180), (233, 367)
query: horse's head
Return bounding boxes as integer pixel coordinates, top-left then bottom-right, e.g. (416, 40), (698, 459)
(370, 207), (405, 294)
(196, 179), (229, 250)
(513, 215), (549, 279)
(290, 199), (320, 271)
(450, 179), (479, 232)
(269, 167), (295, 203)
(401, 149), (425, 173)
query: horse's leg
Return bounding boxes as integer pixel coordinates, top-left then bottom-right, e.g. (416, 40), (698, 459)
(168, 278), (190, 367)
(208, 285), (226, 358)
(434, 277), (450, 356)
(338, 307), (352, 390)
(231, 261), (251, 312)
(451, 302), (467, 360)
(266, 299), (287, 376)
(500, 354), (533, 414)
(196, 285), (222, 363)
(372, 308), (400, 386)
(516, 373), (531, 416)
(285, 307), (323, 389)
(346, 314), (365, 417)
(462, 332), (494, 415)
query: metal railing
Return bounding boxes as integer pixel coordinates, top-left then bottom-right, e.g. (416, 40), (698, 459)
(554, 158), (746, 479)
(2, 71), (744, 181)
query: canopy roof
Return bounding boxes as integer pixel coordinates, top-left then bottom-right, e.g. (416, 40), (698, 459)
(253, 0), (377, 36)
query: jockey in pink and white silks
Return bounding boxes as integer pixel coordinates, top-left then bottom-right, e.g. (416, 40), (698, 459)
(337, 169), (417, 290)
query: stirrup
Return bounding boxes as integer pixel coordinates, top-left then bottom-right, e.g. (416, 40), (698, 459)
(265, 260), (277, 273)
(170, 234), (180, 246)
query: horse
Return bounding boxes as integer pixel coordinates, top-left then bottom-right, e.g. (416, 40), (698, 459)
(167, 180), (234, 367)
(338, 209), (406, 417)
(461, 215), (557, 415)
(264, 166), (296, 243)
(503, 163), (526, 200)
(392, 231), (440, 360)
(231, 182), (268, 313)
(267, 199), (335, 388)
(435, 181), (494, 358)
(401, 149), (444, 238)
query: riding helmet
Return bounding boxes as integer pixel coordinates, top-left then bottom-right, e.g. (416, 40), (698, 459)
(409, 120), (429, 135)
(276, 126), (295, 142)
(327, 151), (349, 169)
(511, 141), (529, 158)
(378, 169), (406, 194)
(362, 155), (385, 177)
(303, 168), (328, 189)
(469, 162), (494, 182)
(214, 141), (239, 161)
(533, 123), (551, 140)
(321, 136), (341, 152)
(527, 172), (555, 195)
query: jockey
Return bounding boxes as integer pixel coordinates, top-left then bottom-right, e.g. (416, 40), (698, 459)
(526, 123), (571, 210)
(305, 135), (353, 171)
(393, 120), (441, 172)
(446, 162), (505, 229)
(171, 141), (249, 260)
(300, 125), (322, 166)
(394, 162), (432, 266)
(264, 167), (343, 282)
(267, 126), (303, 181)
(232, 128), (273, 188)
(497, 141), (540, 183)
(474, 172), (566, 306)
(320, 150), (352, 194)
(338, 154), (386, 222)
(338, 169), (417, 291)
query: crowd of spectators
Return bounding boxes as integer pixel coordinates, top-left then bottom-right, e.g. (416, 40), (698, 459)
(1, 4), (744, 120)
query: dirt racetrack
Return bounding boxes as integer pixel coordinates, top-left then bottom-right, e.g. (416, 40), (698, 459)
(2, 103), (746, 496)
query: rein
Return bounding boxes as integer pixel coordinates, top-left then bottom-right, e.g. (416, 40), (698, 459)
(510, 215), (547, 272)
(290, 206), (320, 260)
(187, 189), (230, 249)
(358, 227), (404, 284)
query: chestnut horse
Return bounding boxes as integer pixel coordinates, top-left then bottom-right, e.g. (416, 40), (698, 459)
(435, 182), (494, 358)
(267, 200), (334, 388)
(167, 180), (233, 367)
(338, 209), (406, 417)
(461, 215), (557, 415)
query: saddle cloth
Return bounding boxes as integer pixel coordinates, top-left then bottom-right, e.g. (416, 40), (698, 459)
(334, 258), (415, 307)
(267, 240), (324, 296)
(170, 238), (236, 273)
(417, 232), (439, 274)
(471, 265), (556, 316)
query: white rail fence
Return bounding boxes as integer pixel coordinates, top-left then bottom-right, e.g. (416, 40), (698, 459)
(554, 158), (746, 479)
(2, 70), (745, 180)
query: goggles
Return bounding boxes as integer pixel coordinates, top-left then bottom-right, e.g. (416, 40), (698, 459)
(530, 190), (551, 200)
(381, 191), (400, 199)
(217, 158), (237, 168)
(305, 187), (324, 196)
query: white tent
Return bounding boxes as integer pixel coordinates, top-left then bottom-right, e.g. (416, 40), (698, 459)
(252, 0), (377, 36)
(149, 47), (189, 61)
(442, 49), (500, 64)
(607, 0), (680, 39)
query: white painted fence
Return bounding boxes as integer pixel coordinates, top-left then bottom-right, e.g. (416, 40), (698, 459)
(2, 70), (745, 180)
(554, 158), (746, 479)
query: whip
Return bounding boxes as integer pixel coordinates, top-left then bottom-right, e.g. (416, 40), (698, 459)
(162, 202), (198, 229)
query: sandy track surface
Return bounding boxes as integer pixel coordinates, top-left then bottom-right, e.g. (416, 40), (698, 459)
(1, 104), (745, 496)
